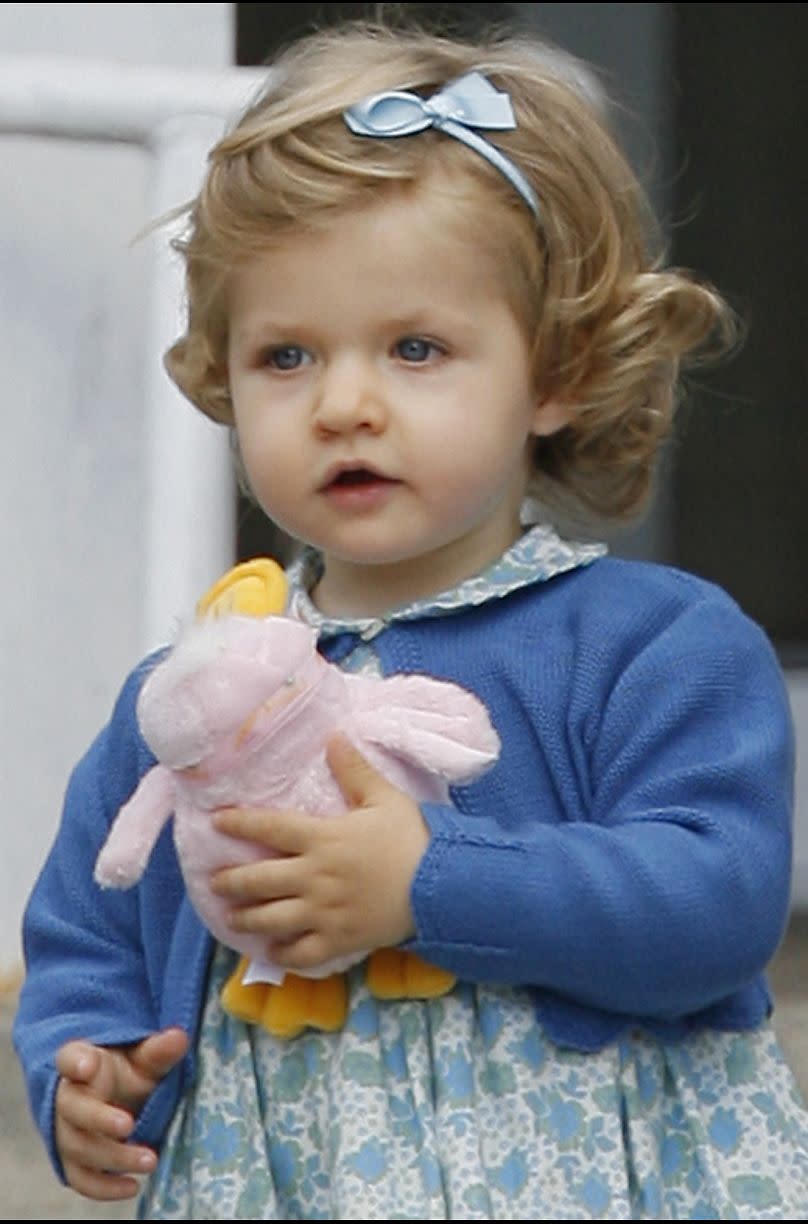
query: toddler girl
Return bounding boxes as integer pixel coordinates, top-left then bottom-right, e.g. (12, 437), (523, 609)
(14, 17), (808, 1220)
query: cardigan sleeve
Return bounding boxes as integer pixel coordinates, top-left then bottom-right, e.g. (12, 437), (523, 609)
(408, 590), (795, 1019)
(12, 658), (175, 1180)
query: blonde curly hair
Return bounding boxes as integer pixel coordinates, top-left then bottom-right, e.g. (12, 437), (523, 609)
(165, 18), (736, 522)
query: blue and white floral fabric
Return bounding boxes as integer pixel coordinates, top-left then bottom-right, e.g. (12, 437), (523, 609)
(139, 524), (808, 1220)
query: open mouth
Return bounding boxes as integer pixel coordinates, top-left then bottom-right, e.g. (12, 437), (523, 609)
(325, 467), (394, 490)
(331, 468), (383, 487)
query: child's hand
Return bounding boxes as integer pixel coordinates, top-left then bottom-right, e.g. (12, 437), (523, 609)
(212, 735), (430, 972)
(54, 1026), (188, 1200)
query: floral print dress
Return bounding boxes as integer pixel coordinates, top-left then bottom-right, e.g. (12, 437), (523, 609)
(138, 525), (808, 1220)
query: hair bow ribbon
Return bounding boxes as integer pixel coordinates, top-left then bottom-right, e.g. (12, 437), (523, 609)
(343, 71), (539, 217)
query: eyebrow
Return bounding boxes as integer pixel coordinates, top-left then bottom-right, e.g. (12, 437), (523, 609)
(229, 320), (307, 346)
(229, 298), (485, 349)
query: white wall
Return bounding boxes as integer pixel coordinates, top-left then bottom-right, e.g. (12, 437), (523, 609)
(0, 2), (237, 979)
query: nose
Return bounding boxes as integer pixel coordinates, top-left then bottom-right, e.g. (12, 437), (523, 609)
(312, 353), (386, 436)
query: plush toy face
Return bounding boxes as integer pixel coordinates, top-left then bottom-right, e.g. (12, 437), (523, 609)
(138, 615), (322, 771)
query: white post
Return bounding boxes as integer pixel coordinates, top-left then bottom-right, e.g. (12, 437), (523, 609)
(0, 54), (268, 653)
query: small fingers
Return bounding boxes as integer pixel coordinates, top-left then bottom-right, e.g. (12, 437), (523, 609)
(128, 1026), (189, 1081)
(57, 1105), (157, 1201)
(325, 734), (382, 806)
(214, 806), (314, 854)
(211, 856), (303, 903)
(57, 1077), (133, 1140)
(227, 896), (311, 940)
(59, 1120), (154, 1177)
(271, 930), (335, 972)
(63, 1162), (142, 1201)
(55, 1040), (101, 1084)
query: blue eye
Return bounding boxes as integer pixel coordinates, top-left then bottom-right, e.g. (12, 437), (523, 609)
(396, 337), (439, 363)
(263, 345), (309, 371)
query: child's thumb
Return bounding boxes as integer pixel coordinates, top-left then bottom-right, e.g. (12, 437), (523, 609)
(326, 734), (384, 807)
(130, 1026), (189, 1081)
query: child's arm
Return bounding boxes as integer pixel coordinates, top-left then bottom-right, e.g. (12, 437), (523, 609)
(13, 656), (192, 1183)
(405, 592), (795, 1018)
(54, 1028), (188, 1201)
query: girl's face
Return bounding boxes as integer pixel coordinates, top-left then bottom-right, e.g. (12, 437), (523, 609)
(227, 188), (568, 616)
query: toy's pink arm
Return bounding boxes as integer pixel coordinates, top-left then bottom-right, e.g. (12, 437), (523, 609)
(348, 673), (500, 783)
(94, 764), (176, 889)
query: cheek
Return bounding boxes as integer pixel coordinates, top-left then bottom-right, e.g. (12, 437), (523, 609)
(233, 387), (284, 456)
(440, 428), (533, 509)
(233, 414), (289, 501)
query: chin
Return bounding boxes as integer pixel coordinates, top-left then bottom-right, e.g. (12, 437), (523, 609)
(328, 548), (416, 568)
(311, 533), (424, 568)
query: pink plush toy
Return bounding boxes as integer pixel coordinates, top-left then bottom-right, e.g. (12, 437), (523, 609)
(94, 613), (500, 1002)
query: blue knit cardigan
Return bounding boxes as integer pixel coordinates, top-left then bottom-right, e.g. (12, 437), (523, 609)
(13, 556), (795, 1177)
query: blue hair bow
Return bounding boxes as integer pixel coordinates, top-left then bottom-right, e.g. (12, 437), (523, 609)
(343, 71), (539, 218)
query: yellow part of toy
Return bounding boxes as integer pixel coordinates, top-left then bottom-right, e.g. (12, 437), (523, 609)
(366, 948), (456, 999)
(221, 958), (348, 1039)
(196, 556), (288, 620)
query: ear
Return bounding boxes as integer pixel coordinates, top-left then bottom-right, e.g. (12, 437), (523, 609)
(530, 397), (573, 438)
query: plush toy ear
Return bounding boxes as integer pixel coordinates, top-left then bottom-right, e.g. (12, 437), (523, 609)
(349, 674), (500, 784)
